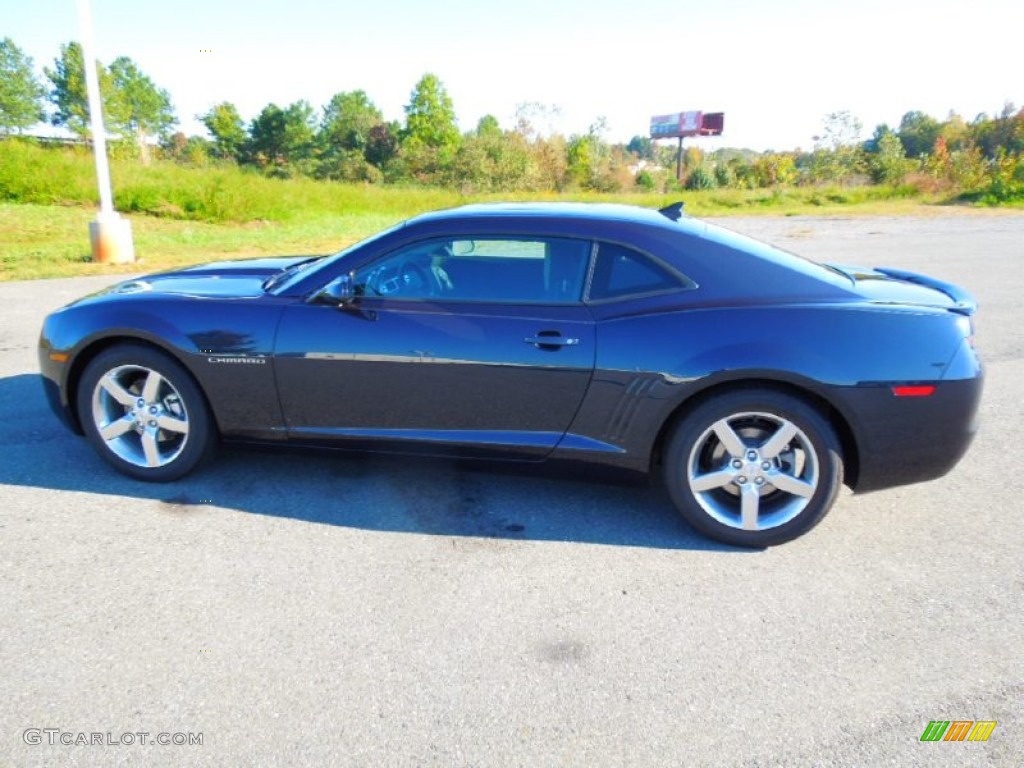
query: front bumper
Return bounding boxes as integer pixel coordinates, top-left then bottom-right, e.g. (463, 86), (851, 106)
(38, 327), (81, 435)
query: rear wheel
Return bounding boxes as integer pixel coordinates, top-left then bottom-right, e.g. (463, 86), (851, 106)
(77, 345), (215, 481)
(663, 389), (843, 547)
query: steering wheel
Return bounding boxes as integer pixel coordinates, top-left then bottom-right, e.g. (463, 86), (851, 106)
(364, 259), (452, 298)
(399, 262), (432, 296)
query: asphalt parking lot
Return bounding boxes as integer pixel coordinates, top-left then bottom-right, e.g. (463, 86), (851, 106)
(2, 212), (1022, 767)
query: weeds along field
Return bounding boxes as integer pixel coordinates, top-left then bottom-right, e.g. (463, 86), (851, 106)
(0, 139), (962, 281)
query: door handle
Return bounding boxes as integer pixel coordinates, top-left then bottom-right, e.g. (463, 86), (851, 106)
(524, 335), (580, 347)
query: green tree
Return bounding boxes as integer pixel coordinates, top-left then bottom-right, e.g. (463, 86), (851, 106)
(566, 118), (621, 190)
(247, 100), (316, 175)
(365, 120), (400, 169)
(626, 135), (654, 160)
(654, 142), (683, 174)
(566, 132), (595, 188)
(248, 103), (287, 168)
(751, 153), (797, 187)
(45, 41), (115, 138)
(316, 90), (383, 180)
(939, 111), (970, 152)
(685, 165), (715, 190)
(863, 123), (895, 154)
(948, 145), (987, 190)
(399, 74), (460, 181)
(199, 101), (246, 161)
(320, 90), (381, 152)
(682, 145), (704, 173)
(530, 133), (568, 190)
(475, 114), (502, 139)
(713, 161), (736, 188)
(981, 150), (1024, 202)
(444, 128), (537, 191)
(923, 136), (987, 191)
(971, 103), (1024, 159)
(404, 73), (459, 151)
(107, 56), (175, 161)
(0, 37), (44, 134)
(635, 169), (657, 191)
(898, 111), (941, 158)
(440, 114), (541, 191)
(315, 148), (381, 182)
(869, 132), (913, 184)
(282, 100), (316, 164)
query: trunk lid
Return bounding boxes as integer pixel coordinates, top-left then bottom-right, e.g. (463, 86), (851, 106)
(828, 264), (977, 316)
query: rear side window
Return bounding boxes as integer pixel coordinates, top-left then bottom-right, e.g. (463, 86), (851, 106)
(587, 243), (690, 301)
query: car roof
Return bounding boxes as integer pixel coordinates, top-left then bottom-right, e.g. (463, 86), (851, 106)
(407, 202), (708, 236)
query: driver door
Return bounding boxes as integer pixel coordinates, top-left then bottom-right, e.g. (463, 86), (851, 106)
(273, 236), (596, 459)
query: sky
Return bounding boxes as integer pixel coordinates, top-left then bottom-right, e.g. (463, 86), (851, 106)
(5, 0), (1023, 152)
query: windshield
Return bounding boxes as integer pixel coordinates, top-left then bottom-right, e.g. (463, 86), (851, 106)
(261, 256), (323, 291)
(264, 220), (408, 294)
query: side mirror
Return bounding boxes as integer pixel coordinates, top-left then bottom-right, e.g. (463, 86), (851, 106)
(314, 274), (355, 307)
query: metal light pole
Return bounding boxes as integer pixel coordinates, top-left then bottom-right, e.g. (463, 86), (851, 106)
(77, 0), (134, 263)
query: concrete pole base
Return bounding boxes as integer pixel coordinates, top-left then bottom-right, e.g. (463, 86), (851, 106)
(89, 214), (135, 264)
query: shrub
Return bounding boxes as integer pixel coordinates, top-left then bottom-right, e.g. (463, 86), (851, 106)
(713, 163), (736, 188)
(978, 152), (1024, 204)
(635, 170), (656, 191)
(684, 166), (715, 190)
(869, 133), (914, 184)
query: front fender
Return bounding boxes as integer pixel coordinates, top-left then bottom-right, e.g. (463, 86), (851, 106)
(41, 297), (288, 439)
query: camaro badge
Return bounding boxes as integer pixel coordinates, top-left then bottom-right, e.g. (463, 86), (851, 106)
(206, 356), (267, 365)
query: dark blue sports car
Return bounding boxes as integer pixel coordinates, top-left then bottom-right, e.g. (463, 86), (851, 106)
(38, 203), (982, 546)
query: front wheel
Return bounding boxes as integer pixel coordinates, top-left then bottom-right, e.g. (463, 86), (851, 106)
(77, 344), (215, 481)
(663, 389), (843, 547)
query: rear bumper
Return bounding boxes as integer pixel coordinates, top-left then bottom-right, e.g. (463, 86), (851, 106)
(837, 374), (983, 493)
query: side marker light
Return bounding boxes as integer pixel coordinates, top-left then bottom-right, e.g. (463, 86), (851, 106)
(892, 385), (935, 397)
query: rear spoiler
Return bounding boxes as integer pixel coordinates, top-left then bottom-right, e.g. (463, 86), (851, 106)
(875, 267), (977, 316)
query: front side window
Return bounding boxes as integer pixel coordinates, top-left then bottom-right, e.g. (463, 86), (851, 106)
(587, 242), (691, 301)
(352, 237), (591, 304)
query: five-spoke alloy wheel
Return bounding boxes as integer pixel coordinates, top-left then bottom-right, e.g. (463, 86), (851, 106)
(664, 388), (843, 547)
(78, 345), (214, 481)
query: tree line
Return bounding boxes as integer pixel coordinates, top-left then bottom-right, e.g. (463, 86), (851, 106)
(1, 36), (1022, 201)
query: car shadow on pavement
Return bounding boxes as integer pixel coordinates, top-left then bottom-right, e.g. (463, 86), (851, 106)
(3, 373), (752, 552)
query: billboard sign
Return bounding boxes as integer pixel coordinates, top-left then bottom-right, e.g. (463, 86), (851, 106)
(650, 111), (701, 138)
(650, 111), (724, 139)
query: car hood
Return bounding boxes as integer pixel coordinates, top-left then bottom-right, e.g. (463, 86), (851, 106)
(829, 264), (977, 315)
(102, 256), (315, 300)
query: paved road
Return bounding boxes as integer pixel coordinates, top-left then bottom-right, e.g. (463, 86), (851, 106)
(2, 213), (1022, 767)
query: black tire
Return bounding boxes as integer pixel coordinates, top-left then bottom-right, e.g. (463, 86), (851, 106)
(663, 388), (843, 547)
(76, 344), (215, 481)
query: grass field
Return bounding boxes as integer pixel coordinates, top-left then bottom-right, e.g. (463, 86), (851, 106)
(0, 203), (402, 281)
(2, 195), (988, 282)
(0, 139), (1004, 282)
